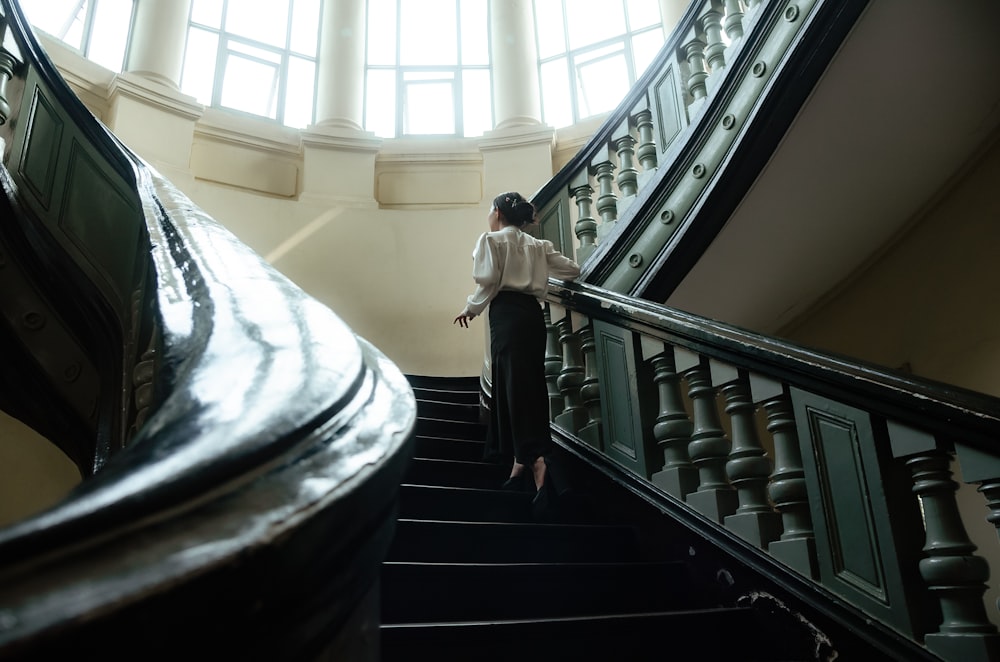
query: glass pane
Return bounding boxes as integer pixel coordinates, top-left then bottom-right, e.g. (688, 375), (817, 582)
(225, 0), (289, 48)
(88, 0), (133, 72)
(180, 27), (219, 104)
(365, 69), (396, 137)
(20, 0), (86, 46)
(190, 0), (224, 28)
(533, 0), (565, 60)
(631, 27), (665, 80)
(565, 0), (625, 50)
(539, 57), (572, 128)
(459, 0), (488, 65)
(367, 0), (396, 65)
(403, 80), (454, 134)
(575, 50), (628, 119)
(400, 0), (456, 65)
(228, 40), (282, 64)
(625, 0), (661, 29)
(221, 52), (279, 119)
(462, 68), (491, 137)
(285, 56), (315, 128)
(289, 0), (321, 56)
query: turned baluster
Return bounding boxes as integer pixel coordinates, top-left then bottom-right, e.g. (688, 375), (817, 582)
(0, 49), (15, 125)
(612, 119), (638, 209)
(648, 342), (697, 500)
(681, 28), (708, 113)
(718, 367), (781, 549)
(634, 104), (658, 189)
(700, 0), (727, 83)
(905, 450), (1000, 659)
(723, 0), (745, 44)
(553, 312), (588, 435)
(681, 353), (737, 522)
(543, 303), (563, 421)
(592, 153), (618, 244)
(755, 377), (817, 578)
(577, 322), (602, 448)
(569, 170), (597, 263)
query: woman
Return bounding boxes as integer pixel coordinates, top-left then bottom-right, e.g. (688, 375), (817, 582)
(453, 192), (580, 514)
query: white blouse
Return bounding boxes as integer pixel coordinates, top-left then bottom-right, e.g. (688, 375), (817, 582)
(463, 226), (581, 317)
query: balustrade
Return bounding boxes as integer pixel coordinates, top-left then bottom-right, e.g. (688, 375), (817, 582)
(532, 0), (759, 266)
(540, 281), (1000, 661)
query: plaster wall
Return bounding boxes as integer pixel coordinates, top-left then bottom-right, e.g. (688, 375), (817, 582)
(783, 133), (1000, 399)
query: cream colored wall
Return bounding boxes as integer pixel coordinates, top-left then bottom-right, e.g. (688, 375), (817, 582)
(29, 29), (567, 379)
(782, 133), (1000, 399)
(0, 412), (81, 526)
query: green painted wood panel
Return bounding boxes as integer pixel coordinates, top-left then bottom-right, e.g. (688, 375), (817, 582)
(791, 387), (926, 637)
(593, 320), (659, 478)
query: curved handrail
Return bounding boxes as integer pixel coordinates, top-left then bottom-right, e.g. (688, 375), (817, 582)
(0, 0), (416, 655)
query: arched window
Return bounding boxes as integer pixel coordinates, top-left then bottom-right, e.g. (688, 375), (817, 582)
(18, 0), (135, 74)
(534, 0), (664, 128)
(180, 0), (322, 129)
(364, 0), (492, 139)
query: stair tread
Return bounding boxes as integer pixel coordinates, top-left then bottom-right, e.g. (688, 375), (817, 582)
(381, 559), (697, 622)
(380, 607), (777, 661)
(386, 519), (643, 563)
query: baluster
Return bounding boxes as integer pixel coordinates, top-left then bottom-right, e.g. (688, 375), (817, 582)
(0, 50), (15, 124)
(592, 152), (618, 244)
(544, 303), (563, 421)
(717, 366), (781, 549)
(681, 26), (708, 114)
(130, 318), (158, 440)
(754, 376), (818, 578)
(701, 0), (727, 88)
(577, 322), (602, 448)
(553, 312), (588, 435)
(723, 0), (745, 44)
(569, 170), (597, 263)
(905, 450), (1000, 659)
(612, 119), (638, 217)
(648, 342), (697, 500)
(682, 353), (737, 522)
(634, 103), (658, 190)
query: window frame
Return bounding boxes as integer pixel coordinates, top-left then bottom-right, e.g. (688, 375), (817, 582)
(182, 0), (322, 128)
(363, 0), (493, 139)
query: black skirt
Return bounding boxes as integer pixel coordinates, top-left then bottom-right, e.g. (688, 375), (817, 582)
(484, 290), (551, 465)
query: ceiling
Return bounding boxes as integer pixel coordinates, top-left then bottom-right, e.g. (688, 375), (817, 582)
(665, 0), (1000, 335)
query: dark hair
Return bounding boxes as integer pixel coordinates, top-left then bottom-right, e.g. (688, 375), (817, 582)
(493, 191), (536, 227)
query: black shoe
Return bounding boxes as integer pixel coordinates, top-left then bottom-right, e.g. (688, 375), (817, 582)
(531, 481), (560, 522)
(501, 473), (531, 492)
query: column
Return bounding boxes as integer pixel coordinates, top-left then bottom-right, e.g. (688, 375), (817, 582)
(314, 0), (365, 130)
(489, 0), (541, 129)
(300, 0), (380, 206)
(126, 0), (192, 89)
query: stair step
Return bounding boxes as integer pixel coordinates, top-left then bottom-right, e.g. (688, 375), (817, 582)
(380, 608), (775, 661)
(415, 416), (486, 441)
(412, 398), (481, 423)
(398, 485), (532, 522)
(386, 519), (643, 563)
(380, 560), (697, 623)
(414, 435), (486, 462)
(403, 458), (509, 490)
(407, 374), (480, 394)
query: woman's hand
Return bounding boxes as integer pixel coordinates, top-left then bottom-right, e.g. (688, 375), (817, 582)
(453, 312), (476, 328)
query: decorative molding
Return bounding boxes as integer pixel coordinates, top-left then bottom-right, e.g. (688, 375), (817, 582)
(108, 72), (202, 121)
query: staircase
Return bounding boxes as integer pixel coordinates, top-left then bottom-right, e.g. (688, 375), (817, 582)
(379, 375), (819, 661)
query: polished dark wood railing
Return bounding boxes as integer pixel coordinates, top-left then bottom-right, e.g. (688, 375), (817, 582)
(0, 1), (415, 658)
(542, 280), (1000, 661)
